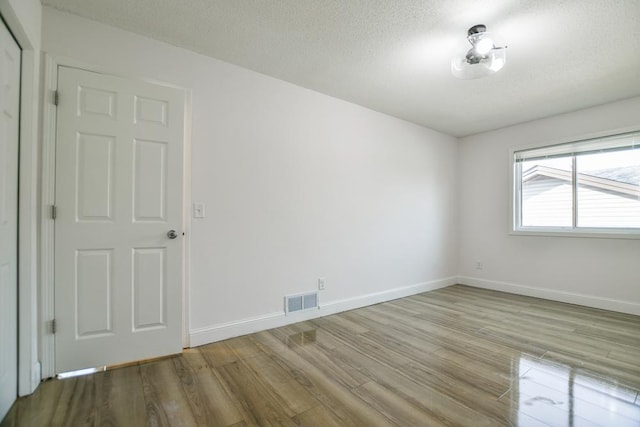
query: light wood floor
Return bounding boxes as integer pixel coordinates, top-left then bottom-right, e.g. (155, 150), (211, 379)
(3, 285), (640, 426)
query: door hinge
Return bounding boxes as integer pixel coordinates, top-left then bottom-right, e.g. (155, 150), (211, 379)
(53, 90), (59, 106)
(51, 319), (57, 334)
(51, 205), (57, 220)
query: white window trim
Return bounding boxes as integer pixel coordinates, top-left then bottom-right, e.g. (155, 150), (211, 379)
(509, 127), (640, 240)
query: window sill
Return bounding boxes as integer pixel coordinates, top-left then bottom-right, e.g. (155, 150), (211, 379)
(511, 227), (640, 240)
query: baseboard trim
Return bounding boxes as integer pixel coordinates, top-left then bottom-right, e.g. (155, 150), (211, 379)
(189, 276), (457, 347)
(457, 276), (640, 316)
(318, 277), (456, 316)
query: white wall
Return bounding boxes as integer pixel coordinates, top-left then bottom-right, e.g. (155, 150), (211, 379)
(41, 7), (459, 345)
(458, 96), (640, 314)
(0, 0), (41, 49)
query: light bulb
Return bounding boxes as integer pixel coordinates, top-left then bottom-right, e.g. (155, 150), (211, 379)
(475, 37), (494, 55)
(489, 57), (505, 72)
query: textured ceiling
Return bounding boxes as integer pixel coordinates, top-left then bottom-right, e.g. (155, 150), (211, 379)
(41, 0), (640, 137)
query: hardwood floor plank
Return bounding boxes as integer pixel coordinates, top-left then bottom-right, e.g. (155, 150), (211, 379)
(328, 342), (504, 426)
(1, 378), (64, 426)
(352, 381), (448, 427)
(253, 331), (396, 427)
(51, 374), (103, 426)
(98, 366), (146, 426)
(217, 359), (298, 426)
(474, 326), (549, 357)
(225, 336), (265, 360)
(435, 331), (527, 371)
(140, 358), (198, 426)
(420, 349), (515, 397)
(398, 362), (527, 426)
(575, 324), (640, 348)
(483, 322), (611, 359)
(542, 350), (640, 392)
(520, 302), (639, 330)
(349, 305), (454, 340)
(199, 340), (239, 368)
(412, 309), (488, 335)
(180, 349), (244, 426)
(47, 377), (81, 426)
(290, 405), (348, 427)
(608, 347), (640, 366)
(340, 311), (443, 356)
(241, 353), (318, 415)
(261, 329), (370, 390)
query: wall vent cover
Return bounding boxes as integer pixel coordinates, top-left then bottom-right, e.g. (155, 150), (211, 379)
(285, 291), (319, 315)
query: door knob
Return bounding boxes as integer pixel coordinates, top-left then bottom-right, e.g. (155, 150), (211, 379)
(167, 229), (178, 239)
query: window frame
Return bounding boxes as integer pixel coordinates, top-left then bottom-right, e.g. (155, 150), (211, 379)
(510, 128), (640, 239)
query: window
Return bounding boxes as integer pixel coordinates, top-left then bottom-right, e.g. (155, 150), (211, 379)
(514, 131), (640, 234)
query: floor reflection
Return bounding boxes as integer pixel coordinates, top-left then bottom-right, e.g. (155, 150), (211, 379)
(514, 356), (640, 426)
(285, 329), (317, 348)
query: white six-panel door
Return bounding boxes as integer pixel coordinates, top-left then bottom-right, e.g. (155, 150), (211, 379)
(54, 66), (185, 373)
(0, 18), (20, 421)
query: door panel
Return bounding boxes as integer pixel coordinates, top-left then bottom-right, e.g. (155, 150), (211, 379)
(76, 133), (115, 221)
(75, 249), (113, 338)
(133, 139), (167, 221)
(0, 18), (20, 421)
(132, 247), (166, 330)
(55, 66), (185, 373)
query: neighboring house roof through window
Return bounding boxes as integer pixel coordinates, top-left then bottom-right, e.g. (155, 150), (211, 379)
(523, 165), (640, 199)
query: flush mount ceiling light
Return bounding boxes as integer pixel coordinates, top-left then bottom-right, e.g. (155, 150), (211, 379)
(451, 24), (507, 79)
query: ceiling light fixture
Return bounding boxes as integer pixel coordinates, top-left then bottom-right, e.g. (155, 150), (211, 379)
(451, 24), (507, 79)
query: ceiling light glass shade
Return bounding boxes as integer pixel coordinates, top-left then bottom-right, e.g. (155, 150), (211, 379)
(452, 25), (507, 79)
(451, 47), (506, 79)
(451, 49), (507, 79)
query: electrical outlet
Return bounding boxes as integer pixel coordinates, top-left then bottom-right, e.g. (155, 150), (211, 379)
(318, 278), (326, 290)
(475, 261), (483, 270)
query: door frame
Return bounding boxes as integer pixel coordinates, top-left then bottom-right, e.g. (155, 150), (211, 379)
(40, 54), (193, 378)
(0, 4), (40, 397)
